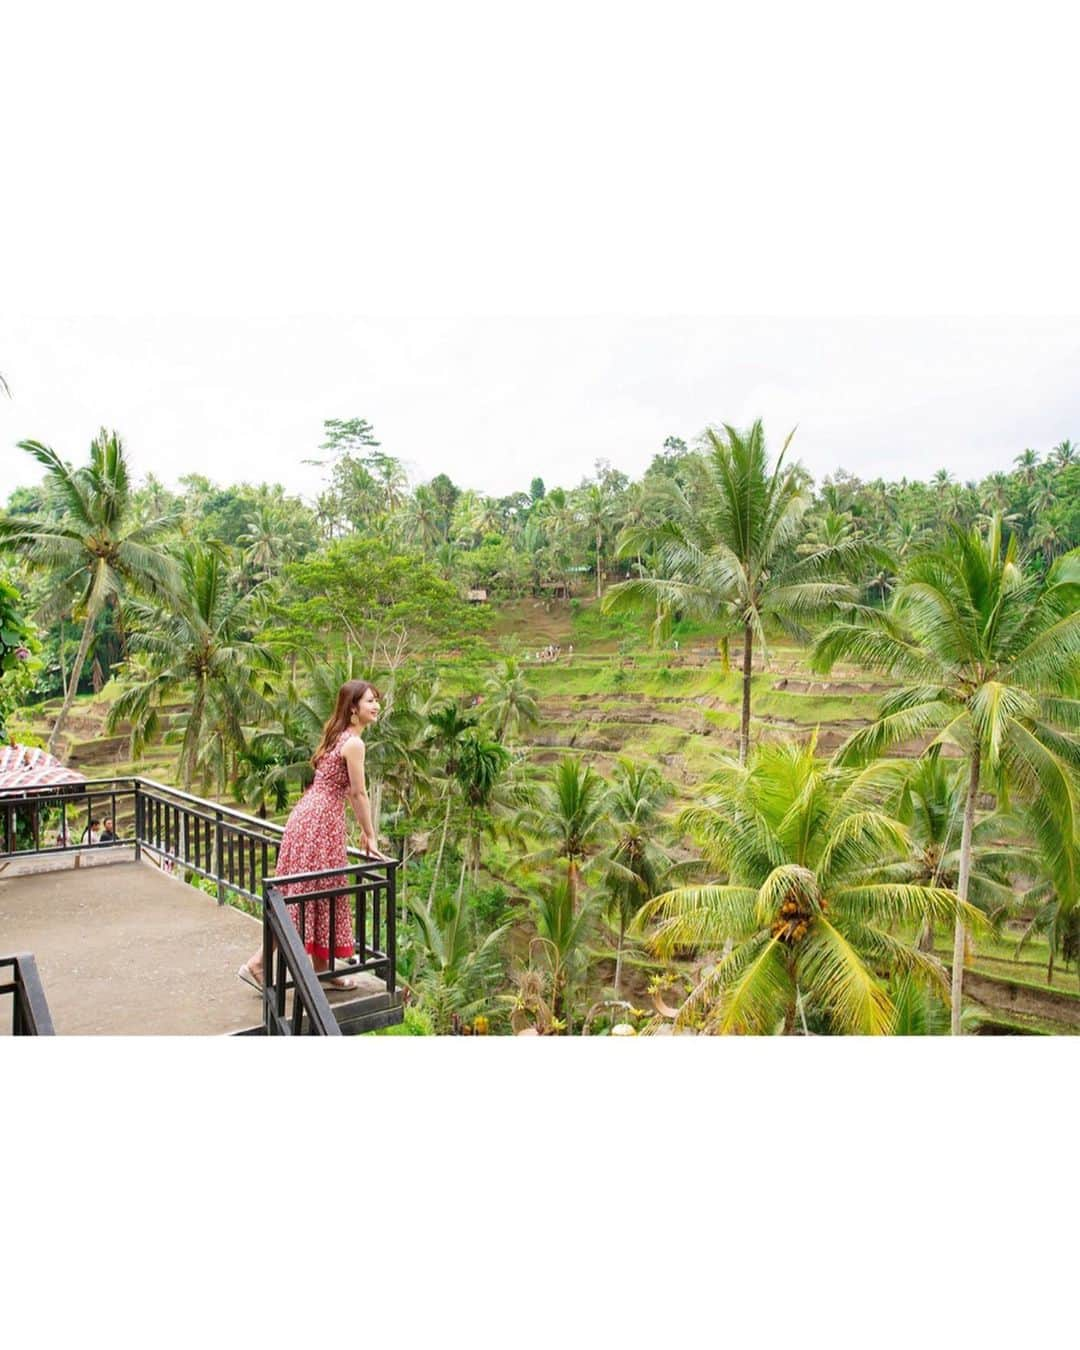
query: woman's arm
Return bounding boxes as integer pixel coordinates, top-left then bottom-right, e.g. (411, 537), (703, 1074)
(342, 736), (391, 859)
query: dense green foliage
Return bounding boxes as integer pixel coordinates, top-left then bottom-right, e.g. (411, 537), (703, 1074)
(3, 416), (1079, 1034)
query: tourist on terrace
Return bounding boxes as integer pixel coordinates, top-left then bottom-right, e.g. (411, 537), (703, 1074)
(239, 679), (392, 993)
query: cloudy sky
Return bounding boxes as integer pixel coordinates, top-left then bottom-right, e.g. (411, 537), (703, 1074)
(3, 316), (1077, 503)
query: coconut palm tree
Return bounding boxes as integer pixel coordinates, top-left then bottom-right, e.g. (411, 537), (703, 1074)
(1014, 448), (1040, 485)
(1011, 800), (1080, 986)
(402, 484), (445, 557)
(979, 473), (1013, 514)
(402, 889), (510, 1034)
(1050, 440), (1077, 471)
(604, 420), (868, 764)
(480, 656), (540, 744)
(519, 756), (609, 910)
(812, 517), (1080, 1032)
(0, 431), (179, 755)
(237, 504), (289, 581)
(637, 741), (979, 1034)
(577, 482), (615, 599)
(106, 544), (278, 791)
(894, 755), (1016, 949)
(603, 760), (670, 999)
(524, 878), (599, 1032)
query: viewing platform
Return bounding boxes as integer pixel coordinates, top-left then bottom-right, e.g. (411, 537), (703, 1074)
(0, 778), (402, 1036)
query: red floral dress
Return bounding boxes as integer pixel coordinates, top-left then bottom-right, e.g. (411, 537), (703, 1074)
(276, 730), (358, 961)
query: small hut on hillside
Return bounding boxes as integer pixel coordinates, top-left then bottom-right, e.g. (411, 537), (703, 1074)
(538, 581), (571, 601)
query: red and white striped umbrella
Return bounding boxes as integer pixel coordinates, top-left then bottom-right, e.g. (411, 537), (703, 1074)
(0, 743), (87, 789)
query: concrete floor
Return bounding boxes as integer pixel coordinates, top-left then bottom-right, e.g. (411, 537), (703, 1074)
(0, 856), (273, 1034)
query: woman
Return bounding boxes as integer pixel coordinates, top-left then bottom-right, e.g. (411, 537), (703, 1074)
(239, 679), (391, 992)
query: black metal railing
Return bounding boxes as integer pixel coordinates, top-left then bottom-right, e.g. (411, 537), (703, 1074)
(261, 890), (341, 1036)
(262, 860), (397, 989)
(0, 776), (399, 1036)
(0, 952), (55, 1035)
(0, 777), (137, 859)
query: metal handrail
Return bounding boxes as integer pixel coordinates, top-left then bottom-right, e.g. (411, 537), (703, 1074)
(262, 889), (341, 1036)
(0, 774), (399, 1034)
(0, 952), (55, 1035)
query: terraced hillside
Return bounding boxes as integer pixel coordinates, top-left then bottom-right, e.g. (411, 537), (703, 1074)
(515, 649), (929, 810)
(8, 600), (1076, 1030)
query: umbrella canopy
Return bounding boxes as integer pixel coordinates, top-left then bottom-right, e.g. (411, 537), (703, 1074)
(0, 743), (87, 790)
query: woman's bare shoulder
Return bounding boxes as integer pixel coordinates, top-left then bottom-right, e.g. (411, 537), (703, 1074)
(340, 732), (366, 759)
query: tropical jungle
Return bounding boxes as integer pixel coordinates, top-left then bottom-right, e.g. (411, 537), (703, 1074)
(2, 414), (1079, 1035)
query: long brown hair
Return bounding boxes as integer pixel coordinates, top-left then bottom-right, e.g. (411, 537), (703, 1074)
(311, 679), (380, 768)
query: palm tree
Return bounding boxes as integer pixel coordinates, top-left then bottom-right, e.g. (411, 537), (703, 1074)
(454, 730), (511, 879)
(524, 879), (599, 1033)
(481, 656), (540, 744)
(1029, 517), (1067, 565)
(0, 431), (179, 755)
(403, 484), (444, 557)
(603, 760), (670, 999)
(637, 741), (978, 1034)
(402, 889), (510, 1034)
(979, 473), (1012, 514)
(366, 451), (409, 516)
(238, 505), (288, 581)
(520, 756), (609, 910)
(1014, 448), (1040, 485)
(812, 517), (1080, 1032)
(1011, 800), (1080, 986)
(578, 482), (614, 599)
(895, 755), (1015, 949)
(106, 544), (278, 790)
(605, 420), (866, 763)
(1050, 440), (1077, 471)
(314, 490), (345, 541)
(424, 701), (478, 900)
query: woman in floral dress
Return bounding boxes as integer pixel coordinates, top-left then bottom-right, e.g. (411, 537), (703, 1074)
(239, 680), (391, 991)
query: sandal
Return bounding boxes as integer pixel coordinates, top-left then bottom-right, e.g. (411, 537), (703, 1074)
(237, 963), (264, 992)
(323, 974), (361, 991)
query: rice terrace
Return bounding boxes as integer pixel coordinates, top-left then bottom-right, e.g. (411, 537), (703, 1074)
(1, 414), (1078, 1036)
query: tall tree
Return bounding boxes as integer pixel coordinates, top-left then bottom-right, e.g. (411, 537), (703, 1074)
(106, 545), (278, 791)
(639, 741), (978, 1034)
(454, 731), (512, 879)
(813, 518), (1080, 1032)
(603, 760), (670, 999)
(520, 757), (609, 910)
(424, 701), (478, 902)
(606, 420), (866, 763)
(578, 481), (615, 599)
(0, 431), (178, 754)
(480, 656), (540, 744)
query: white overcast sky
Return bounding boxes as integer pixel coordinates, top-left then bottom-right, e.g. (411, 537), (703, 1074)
(1, 317), (1078, 502)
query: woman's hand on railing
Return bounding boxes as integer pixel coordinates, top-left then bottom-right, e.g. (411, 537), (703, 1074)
(361, 833), (393, 862)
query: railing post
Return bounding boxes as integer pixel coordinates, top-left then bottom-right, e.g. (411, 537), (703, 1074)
(262, 881), (273, 1033)
(386, 863), (396, 995)
(133, 783), (142, 861)
(215, 809), (225, 903)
